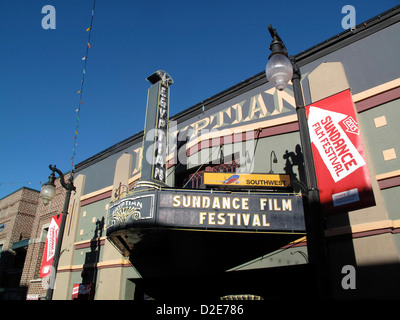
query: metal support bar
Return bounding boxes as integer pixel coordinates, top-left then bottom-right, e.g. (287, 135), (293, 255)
(290, 56), (332, 299)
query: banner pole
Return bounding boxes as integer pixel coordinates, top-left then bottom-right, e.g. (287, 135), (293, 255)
(290, 56), (332, 299)
(45, 187), (73, 300)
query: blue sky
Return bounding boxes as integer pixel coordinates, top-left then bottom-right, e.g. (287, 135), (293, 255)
(0, 0), (397, 199)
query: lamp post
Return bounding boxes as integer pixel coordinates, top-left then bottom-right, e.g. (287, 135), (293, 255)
(40, 164), (75, 300)
(266, 25), (331, 298)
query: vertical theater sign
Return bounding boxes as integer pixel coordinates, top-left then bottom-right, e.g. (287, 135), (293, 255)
(138, 70), (172, 188)
(106, 70), (305, 257)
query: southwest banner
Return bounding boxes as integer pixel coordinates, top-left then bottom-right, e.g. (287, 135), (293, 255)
(39, 214), (62, 278)
(305, 89), (375, 215)
(203, 172), (291, 188)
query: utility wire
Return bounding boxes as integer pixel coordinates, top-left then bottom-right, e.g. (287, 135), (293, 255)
(70, 0), (97, 177)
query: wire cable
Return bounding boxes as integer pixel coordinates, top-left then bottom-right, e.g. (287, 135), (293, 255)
(70, 0), (97, 177)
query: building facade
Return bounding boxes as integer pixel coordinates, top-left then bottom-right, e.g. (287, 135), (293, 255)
(15, 5), (400, 299)
(0, 187), (39, 299)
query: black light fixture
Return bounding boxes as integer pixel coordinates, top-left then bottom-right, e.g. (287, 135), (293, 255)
(40, 164), (75, 300)
(266, 25), (331, 298)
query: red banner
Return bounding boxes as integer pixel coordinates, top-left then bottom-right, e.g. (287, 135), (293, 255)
(72, 283), (94, 300)
(39, 214), (62, 278)
(305, 89), (375, 215)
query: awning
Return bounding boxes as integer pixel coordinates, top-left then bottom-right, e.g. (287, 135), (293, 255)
(11, 239), (29, 250)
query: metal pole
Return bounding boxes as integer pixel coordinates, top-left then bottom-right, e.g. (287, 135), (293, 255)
(45, 168), (75, 300)
(290, 55), (331, 299)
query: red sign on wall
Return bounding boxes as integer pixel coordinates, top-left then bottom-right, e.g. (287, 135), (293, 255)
(39, 214), (61, 278)
(305, 89), (375, 215)
(72, 283), (94, 300)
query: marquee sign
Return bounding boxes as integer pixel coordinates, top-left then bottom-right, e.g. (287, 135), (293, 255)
(106, 189), (305, 236)
(106, 70), (306, 257)
(107, 193), (155, 233)
(203, 172), (291, 188)
(306, 89), (375, 214)
(158, 190), (304, 232)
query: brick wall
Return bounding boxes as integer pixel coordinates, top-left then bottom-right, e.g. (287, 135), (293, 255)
(0, 188), (40, 299)
(0, 188), (39, 249)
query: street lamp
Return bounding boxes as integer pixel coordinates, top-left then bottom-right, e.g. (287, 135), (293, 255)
(266, 25), (331, 299)
(265, 27), (293, 91)
(40, 164), (75, 300)
(40, 173), (56, 206)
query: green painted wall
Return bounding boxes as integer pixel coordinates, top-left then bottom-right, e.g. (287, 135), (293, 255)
(358, 99), (400, 176)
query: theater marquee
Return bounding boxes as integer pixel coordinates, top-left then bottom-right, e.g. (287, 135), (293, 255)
(106, 70), (306, 258)
(106, 189), (305, 236)
(158, 190), (304, 232)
